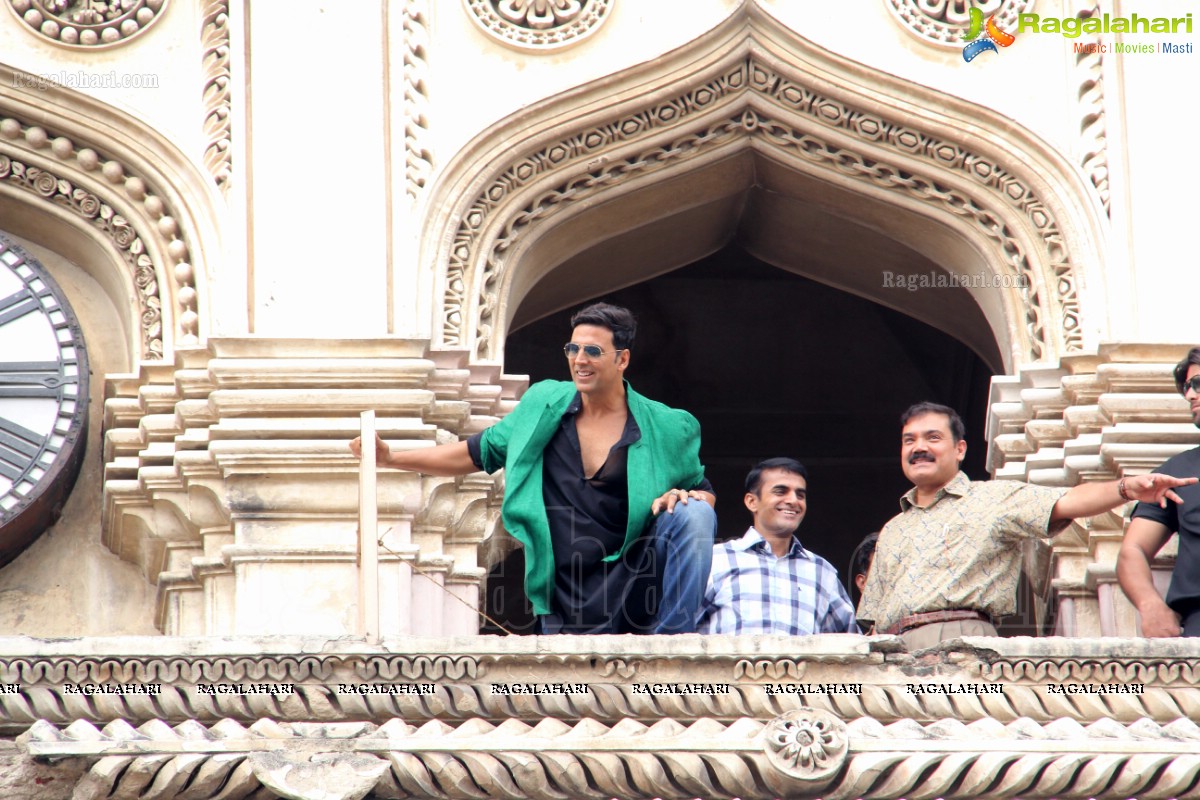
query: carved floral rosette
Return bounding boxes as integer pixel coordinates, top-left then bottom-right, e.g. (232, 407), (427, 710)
(463, 0), (612, 51)
(6, 0), (168, 48)
(884, 0), (1036, 48)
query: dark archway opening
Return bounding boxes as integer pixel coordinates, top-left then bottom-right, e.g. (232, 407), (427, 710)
(482, 245), (1020, 635)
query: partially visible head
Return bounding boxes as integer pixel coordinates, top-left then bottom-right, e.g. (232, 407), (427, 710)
(744, 458), (809, 537)
(850, 531), (879, 598)
(1174, 347), (1200, 427)
(569, 302), (637, 350)
(899, 402), (967, 491)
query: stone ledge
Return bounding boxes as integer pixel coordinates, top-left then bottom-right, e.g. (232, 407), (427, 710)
(0, 636), (1194, 733)
(17, 714), (1200, 800)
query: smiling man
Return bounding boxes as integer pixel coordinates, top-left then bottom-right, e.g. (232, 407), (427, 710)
(857, 401), (1195, 648)
(1118, 347), (1200, 637)
(698, 458), (858, 635)
(351, 302), (717, 634)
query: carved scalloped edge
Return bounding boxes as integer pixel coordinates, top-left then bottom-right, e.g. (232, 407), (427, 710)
(0, 103), (204, 357)
(1073, 0), (1110, 217)
(21, 715), (1200, 800)
(973, 656), (1200, 685)
(882, 0), (1035, 48)
(403, 0), (433, 202)
(5, 0), (168, 49)
(201, 0), (231, 192)
(0, 149), (179, 358)
(461, 0), (613, 52)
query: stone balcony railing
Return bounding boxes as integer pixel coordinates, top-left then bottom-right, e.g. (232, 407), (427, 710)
(2, 634), (1200, 799)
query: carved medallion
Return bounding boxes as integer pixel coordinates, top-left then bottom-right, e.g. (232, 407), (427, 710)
(884, 0), (1035, 48)
(463, 0), (612, 51)
(764, 708), (848, 783)
(5, 0), (168, 49)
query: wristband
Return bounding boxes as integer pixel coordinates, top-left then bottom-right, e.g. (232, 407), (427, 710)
(1118, 477), (1132, 502)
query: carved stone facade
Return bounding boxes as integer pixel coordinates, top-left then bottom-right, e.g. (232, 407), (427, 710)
(102, 339), (518, 636)
(428, 7), (1102, 365)
(0, 0), (1195, 796)
(987, 344), (1200, 637)
(0, 65), (216, 358)
(4, 0), (168, 48)
(883, 0), (1035, 48)
(4, 636), (1200, 799)
(463, 0), (613, 51)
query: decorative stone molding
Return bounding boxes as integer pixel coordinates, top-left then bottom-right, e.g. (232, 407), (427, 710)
(102, 339), (517, 635)
(403, 0), (433, 202)
(201, 1), (231, 192)
(883, 0), (1035, 48)
(22, 713), (1200, 800)
(462, 0), (613, 52)
(4, 635), (1200, 733)
(1074, 1), (1110, 216)
(986, 344), (1199, 636)
(430, 3), (1103, 366)
(0, 66), (220, 359)
(5, 0), (167, 48)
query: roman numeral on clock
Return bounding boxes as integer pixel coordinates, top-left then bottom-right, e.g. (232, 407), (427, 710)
(0, 416), (46, 482)
(0, 290), (39, 326)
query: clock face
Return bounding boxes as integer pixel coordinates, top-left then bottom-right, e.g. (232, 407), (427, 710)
(0, 236), (89, 566)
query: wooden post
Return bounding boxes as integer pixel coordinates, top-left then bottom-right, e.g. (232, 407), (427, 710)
(357, 410), (380, 643)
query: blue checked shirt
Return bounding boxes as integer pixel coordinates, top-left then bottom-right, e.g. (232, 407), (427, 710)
(698, 528), (860, 635)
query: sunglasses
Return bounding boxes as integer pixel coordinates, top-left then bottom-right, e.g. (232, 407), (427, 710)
(1182, 375), (1200, 396)
(563, 342), (623, 359)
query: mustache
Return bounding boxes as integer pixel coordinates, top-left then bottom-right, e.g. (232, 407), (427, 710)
(908, 452), (935, 464)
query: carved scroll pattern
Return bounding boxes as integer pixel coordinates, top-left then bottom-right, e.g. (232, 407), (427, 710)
(1074, 1), (1110, 216)
(24, 715), (1200, 800)
(443, 60), (750, 353)
(201, 1), (231, 192)
(9, 652), (1200, 729)
(443, 58), (1083, 361)
(883, 0), (1036, 48)
(5, 0), (168, 48)
(0, 141), (195, 358)
(403, 0), (434, 202)
(462, 0), (613, 51)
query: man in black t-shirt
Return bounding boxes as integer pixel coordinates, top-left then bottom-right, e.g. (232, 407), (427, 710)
(1118, 346), (1200, 637)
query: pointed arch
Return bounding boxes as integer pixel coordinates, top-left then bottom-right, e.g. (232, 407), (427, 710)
(0, 63), (222, 362)
(423, 2), (1107, 371)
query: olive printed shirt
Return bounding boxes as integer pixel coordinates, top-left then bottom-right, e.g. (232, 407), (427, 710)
(857, 471), (1068, 632)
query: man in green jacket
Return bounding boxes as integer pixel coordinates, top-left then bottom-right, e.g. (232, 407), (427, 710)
(352, 302), (717, 634)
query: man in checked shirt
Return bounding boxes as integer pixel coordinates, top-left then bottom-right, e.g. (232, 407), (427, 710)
(697, 458), (859, 635)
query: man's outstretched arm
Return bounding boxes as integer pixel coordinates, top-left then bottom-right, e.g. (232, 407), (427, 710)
(350, 433), (477, 477)
(1117, 517), (1181, 637)
(1051, 473), (1197, 522)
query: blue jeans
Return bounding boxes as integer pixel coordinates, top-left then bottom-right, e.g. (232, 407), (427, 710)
(648, 499), (716, 634)
(536, 499), (716, 635)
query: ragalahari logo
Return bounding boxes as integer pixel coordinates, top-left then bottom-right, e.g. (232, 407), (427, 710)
(962, 7), (1016, 62)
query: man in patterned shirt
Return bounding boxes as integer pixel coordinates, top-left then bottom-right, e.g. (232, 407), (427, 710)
(857, 402), (1194, 649)
(698, 458), (859, 635)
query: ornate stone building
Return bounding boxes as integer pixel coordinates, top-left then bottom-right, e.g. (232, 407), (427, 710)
(0, 0), (1196, 796)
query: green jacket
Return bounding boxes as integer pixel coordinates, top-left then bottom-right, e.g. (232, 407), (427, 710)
(475, 380), (707, 615)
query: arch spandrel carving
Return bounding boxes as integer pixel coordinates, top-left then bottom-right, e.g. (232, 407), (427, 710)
(425, 2), (1107, 371)
(0, 64), (221, 363)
